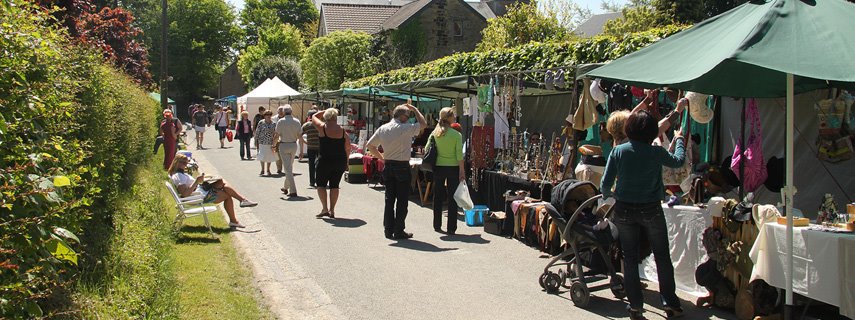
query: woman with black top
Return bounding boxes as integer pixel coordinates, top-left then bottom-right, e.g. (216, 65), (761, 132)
(312, 108), (351, 219)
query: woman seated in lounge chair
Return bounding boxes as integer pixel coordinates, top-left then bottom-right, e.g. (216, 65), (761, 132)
(168, 154), (257, 228)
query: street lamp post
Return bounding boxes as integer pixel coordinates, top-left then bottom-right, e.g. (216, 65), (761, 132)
(160, 0), (168, 113)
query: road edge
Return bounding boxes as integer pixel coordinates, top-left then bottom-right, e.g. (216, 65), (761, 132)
(192, 150), (346, 320)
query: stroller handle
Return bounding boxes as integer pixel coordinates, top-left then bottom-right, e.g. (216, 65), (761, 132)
(561, 194), (616, 241)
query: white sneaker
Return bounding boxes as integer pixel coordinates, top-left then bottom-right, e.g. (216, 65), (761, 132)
(229, 222), (245, 228)
(239, 200), (257, 207)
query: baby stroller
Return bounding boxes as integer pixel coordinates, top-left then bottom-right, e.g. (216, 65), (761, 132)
(538, 180), (624, 308)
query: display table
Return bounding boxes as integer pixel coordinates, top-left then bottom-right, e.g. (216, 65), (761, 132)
(639, 205), (712, 297)
(749, 223), (855, 318)
(477, 170), (552, 211)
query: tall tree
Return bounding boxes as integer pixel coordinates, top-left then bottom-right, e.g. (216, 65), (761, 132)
(238, 23), (305, 88)
(146, 0), (241, 109)
(538, 0), (593, 31)
(240, 0), (319, 47)
(476, 1), (571, 52)
(36, 0), (153, 86)
(300, 30), (377, 91)
(78, 7), (153, 86)
(247, 56), (302, 90)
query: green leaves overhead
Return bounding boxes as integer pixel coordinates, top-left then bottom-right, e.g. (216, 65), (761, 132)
(342, 25), (687, 88)
(477, 1), (572, 52)
(240, 0), (319, 47)
(238, 23), (305, 89)
(301, 30), (378, 91)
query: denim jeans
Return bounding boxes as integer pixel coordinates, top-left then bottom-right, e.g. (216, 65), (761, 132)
(432, 166), (460, 233)
(306, 149), (318, 186)
(239, 136), (252, 159)
(383, 161), (411, 236)
(612, 201), (680, 310)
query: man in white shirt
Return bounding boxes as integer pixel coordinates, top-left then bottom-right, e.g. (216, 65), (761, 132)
(367, 102), (426, 239)
(274, 105), (305, 196)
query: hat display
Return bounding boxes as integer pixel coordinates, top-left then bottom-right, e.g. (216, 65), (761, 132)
(590, 79), (607, 104)
(686, 91), (713, 123)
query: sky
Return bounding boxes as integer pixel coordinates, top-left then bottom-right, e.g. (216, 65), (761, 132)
(226, 0), (622, 15)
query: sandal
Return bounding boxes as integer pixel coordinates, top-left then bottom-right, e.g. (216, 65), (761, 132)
(329, 212), (336, 219)
(316, 211), (330, 218)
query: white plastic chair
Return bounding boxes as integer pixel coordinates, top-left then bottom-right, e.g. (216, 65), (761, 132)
(165, 181), (218, 238)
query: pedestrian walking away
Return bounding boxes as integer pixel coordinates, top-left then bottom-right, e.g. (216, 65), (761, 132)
(255, 111), (277, 175)
(252, 106), (265, 149)
(168, 154), (257, 228)
(311, 108), (350, 219)
(235, 111), (254, 160)
(425, 107), (465, 235)
(600, 109), (686, 320)
(367, 101), (426, 240)
(271, 106), (286, 174)
(302, 110), (321, 187)
(211, 106), (229, 148)
(160, 109), (182, 170)
(273, 105), (305, 197)
(192, 104), (209, 149)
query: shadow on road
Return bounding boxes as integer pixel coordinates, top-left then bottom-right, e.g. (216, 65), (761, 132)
(545, 281), (734, 320)
(280, 196), (314, 201)
(321, 217), (367, 228)
(439, 233), (490, 244)
(389, 239), (458, 252)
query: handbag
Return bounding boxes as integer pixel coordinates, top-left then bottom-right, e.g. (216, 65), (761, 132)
(225, 129), (234, 142)
(421, 135), (437, 172)
(730, 99), (767, 192)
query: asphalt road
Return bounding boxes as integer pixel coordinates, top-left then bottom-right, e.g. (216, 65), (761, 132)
(188, 138), (734, 320)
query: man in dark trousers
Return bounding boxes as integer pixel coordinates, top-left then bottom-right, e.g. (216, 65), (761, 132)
(367, 102), (426, 239)
(301, 110), (321, 187)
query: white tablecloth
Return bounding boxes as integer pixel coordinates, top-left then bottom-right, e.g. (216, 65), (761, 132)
(749, 223), (855, 319)
(640, 205), (713, 297)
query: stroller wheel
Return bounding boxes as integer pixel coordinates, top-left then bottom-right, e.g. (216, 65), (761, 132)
(557, 269), (569, 288)
(611, 274), (626, 299)
(569, 281), (591, 308)
(538, 272), (549, 289)
(545, 272), (562, 294)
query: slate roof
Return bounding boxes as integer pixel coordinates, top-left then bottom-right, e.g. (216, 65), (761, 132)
(573, 12), (622, 37)
(320, 3), (403, 34)
(320, 0), (497, 35)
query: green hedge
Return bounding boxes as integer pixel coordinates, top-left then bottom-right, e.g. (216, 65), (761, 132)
(0, 1), (159, 317)
(341, 25), (688, 88)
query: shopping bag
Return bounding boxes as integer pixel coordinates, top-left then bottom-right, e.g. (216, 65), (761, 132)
(226, 129), (234, 142)
(454, 183), (474, 210)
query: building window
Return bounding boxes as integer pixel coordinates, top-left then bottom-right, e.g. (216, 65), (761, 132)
(453, 21), (463, 37)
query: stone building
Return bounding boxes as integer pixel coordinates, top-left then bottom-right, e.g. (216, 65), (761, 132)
(318, 0), (525, 64)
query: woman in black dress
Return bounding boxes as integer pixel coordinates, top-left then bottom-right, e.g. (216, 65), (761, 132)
(311, 108), (350, 218)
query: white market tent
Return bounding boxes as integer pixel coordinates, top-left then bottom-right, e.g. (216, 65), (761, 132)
(237, 77), (301, 120)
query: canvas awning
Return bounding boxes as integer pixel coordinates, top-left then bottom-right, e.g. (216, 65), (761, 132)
(586, 0), (855, 97)
(148, 92), (174, 104)
(585, 0), (855, 312)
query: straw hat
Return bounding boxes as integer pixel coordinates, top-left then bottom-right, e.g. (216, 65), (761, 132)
(686, 91), (713, 123)
(590, 79), (607, 103)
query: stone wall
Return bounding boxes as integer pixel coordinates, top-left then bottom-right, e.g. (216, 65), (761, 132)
(415, 0), (487, 61)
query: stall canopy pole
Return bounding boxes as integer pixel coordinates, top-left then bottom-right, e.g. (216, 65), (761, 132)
(784, 73), (795, 319)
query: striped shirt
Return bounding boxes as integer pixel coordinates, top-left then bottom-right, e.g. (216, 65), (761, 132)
(302, 122), (320, 150)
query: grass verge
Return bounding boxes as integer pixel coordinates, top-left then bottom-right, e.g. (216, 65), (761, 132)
(73, 152), (271, 319)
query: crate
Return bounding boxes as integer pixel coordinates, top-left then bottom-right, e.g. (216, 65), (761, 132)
(465, 205), (488, 227)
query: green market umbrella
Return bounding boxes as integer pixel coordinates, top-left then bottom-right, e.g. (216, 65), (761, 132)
(587, 0), (855, 314)
(587, 0), (855, 97)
